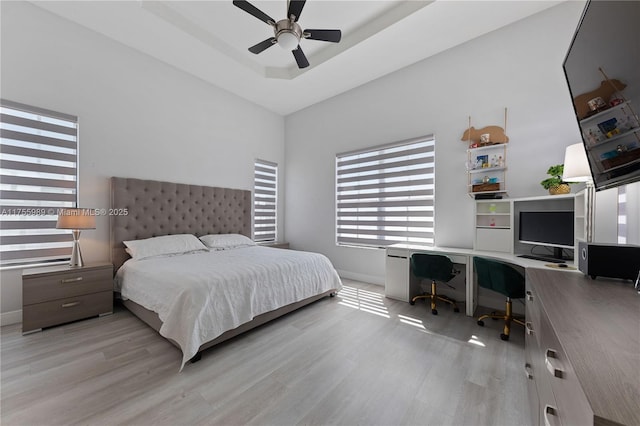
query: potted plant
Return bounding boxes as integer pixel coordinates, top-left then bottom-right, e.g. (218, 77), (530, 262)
(540, 164), (573, 195)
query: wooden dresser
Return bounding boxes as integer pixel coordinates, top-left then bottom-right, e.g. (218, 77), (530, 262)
(22, 262), (113, 334)
(525, 268), (640, 426)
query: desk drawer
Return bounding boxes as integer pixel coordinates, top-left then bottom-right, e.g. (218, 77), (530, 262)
(22, 290), (112, 332)
(23, 268), (112, 305)
(386, 247), (409, 258)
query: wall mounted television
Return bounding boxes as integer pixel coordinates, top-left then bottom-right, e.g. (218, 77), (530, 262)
(563, 0), (640, 191)
(519, 211), (574, 261)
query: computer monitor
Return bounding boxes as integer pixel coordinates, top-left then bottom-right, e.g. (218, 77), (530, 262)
(519, 211), (574, 261)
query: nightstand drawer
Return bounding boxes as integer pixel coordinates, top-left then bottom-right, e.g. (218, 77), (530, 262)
(23, 267), (112, 305)
(22, 290), (113, 333)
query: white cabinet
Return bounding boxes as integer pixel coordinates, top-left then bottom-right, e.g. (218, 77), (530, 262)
(467, 144), (507, 196)
(474, 199), (512, 253)
(384, 248), (410, 302)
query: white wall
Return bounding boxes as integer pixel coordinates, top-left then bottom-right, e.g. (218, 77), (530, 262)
(0, 2), (285, 321)
(284, 2), (588, 283)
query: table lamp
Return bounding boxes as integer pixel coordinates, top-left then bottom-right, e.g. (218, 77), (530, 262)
(562, 143), (594, 242)
(56, 208), (96, 267)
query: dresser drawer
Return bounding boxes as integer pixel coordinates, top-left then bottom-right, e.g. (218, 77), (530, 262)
(23, 267), (112, 305)
(22, 290), (113, 332)
(525, 285), (541, 347)
(524, 329), (539, 426)
(539, 312), (593, 426)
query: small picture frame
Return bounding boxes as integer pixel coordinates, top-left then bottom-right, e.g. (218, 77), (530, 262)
(475, 155), (488, 169)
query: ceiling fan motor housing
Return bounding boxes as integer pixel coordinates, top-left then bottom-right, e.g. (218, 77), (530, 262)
(274, 19), (303, 49)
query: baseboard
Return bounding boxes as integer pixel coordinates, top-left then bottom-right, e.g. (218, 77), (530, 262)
(1, 309), (22, 326)
(337, 270), (384, 286)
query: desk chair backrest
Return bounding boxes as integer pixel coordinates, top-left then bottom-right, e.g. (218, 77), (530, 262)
(474, 257), (526, 299)
(411, 253), (455, 283)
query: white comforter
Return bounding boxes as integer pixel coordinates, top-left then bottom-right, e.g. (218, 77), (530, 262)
(114, 246), (342, 369)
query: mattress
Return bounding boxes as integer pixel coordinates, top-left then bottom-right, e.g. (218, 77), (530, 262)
(114, 246), (342, 369)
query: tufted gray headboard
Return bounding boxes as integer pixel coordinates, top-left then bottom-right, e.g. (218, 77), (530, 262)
(110, 177), (251, 271)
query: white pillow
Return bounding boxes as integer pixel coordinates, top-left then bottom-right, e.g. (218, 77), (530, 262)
(199, 233), (256, 250)
(123, 234), (208, 260)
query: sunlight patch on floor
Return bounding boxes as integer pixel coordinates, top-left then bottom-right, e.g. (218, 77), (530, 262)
(338, 286), (390, 318)
(398, 314), (425, 329)
(468, 334), (486, 347)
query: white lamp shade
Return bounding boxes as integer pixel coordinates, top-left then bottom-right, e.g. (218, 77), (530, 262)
(562, 143), (592, 182)
(56, 208), (96, 229)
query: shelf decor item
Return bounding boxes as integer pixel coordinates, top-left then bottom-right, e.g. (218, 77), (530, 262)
(540, 164), (574, 195)
(461, 109), (510, 147)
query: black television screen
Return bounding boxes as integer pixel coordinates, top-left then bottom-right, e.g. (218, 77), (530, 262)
(519, 211), (574, 259)
(563, 1), (640, 191)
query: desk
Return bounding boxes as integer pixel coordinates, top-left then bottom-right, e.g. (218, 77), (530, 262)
(385, 244), (579, 316)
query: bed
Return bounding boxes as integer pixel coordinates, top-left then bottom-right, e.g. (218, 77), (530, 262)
(110, 177), (342, 369)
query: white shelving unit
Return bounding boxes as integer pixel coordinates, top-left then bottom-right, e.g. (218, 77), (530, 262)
(474, 193), (584, 259)
(474, 199), (512, 253)
(467, 144), (508, 197)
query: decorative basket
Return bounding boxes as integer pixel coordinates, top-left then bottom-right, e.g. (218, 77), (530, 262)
(548, 184), (571, 195)
(472, 183), (500, 193)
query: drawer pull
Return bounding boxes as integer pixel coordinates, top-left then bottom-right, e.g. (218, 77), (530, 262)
(61, 276), (83, 284)
(525, 322), (534, 335)
(545, 349), (564, 378)
(543, 405), (560, 426)
(524, 363), (533, 380)
(61, 301), (80, 308)
(526, 290), (534, 301)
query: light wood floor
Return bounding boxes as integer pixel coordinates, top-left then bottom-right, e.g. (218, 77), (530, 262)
(1, 280), (529, 426)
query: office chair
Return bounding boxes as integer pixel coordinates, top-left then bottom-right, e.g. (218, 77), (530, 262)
(409, 253), (460, 315)
(473, 256), (526, 341)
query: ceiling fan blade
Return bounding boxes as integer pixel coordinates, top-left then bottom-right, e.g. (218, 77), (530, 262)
(233, 0), (275, 25)
(292, 46), (309, 69)
(304, 29), (342, 43)
(287, 0), (306, 22)
(249, 38), (277, 54)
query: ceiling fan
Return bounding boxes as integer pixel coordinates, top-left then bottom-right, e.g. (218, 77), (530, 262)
(233, 0), (342, 69)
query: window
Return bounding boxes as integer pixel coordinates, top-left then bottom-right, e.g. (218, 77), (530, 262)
(0, 100), (78, 266)
(618, 185), (627, 244)
(253, 159), (277, 242)
(336, 135), (435, 248)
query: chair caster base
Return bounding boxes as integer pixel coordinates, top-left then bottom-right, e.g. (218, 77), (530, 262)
(409, 300), (415, 305)
(500, 333), (509, 341)
(431, 309), (438, 315)
(477, 320), (485, 326)
(453, 307), (460, 313)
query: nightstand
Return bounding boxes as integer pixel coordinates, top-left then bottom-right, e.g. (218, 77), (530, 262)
(22, 262), (113, 334)
(258, 241), (290, 249)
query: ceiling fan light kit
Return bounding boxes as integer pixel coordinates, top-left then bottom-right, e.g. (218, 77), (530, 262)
(275, 19), (302, 50)
(233, 0), (342, 69)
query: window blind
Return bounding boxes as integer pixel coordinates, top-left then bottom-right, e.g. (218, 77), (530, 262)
(0, 100), (78, 266)
(254, 159), (277, 242)
(617, 185), (627, 244)
(336, 135), (435, 248)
